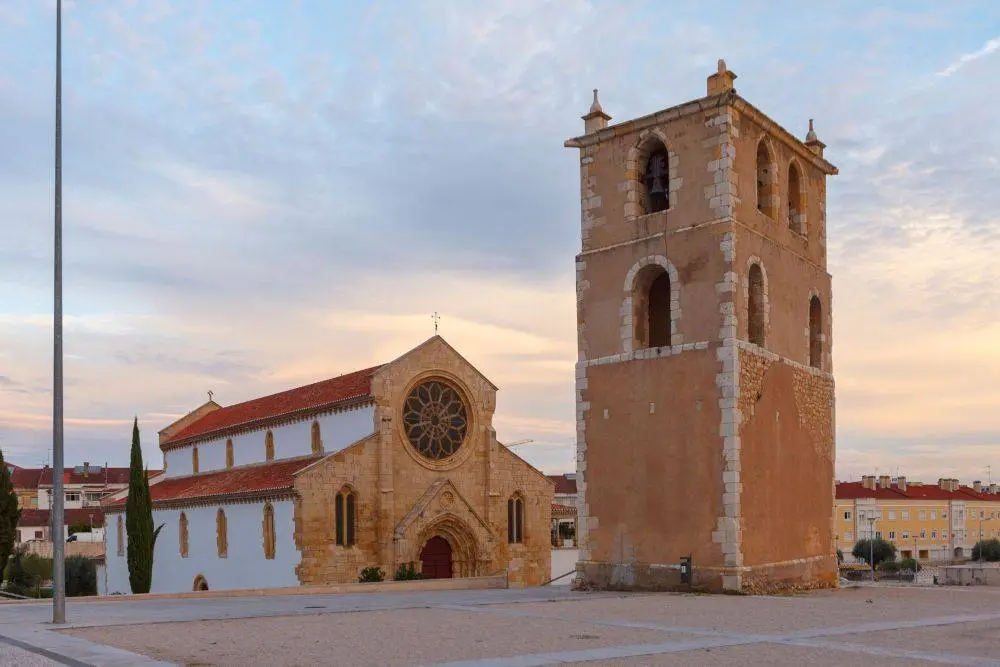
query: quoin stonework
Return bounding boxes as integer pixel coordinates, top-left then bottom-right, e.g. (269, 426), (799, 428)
(566, 60), (839, 593)
(102, 336), (552, 594)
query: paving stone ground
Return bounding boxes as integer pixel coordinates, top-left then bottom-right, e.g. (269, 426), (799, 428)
(2, 583), (1000, 666)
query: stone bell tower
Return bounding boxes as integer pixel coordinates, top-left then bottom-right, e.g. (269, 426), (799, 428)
(566, 61), (839, 593)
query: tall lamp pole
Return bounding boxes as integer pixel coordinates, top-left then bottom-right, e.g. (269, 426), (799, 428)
(52, 0), (66, 624)
(866, 516), (877, 582)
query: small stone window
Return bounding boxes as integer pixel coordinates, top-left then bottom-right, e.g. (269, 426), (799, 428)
(225, 439), (234, 469)
(747, 263), (766, 346)
(216, 508), (228, 558)
(809, 295), (822, 369)
(335, 487), (356, 547)
(116, 515), (124, 556)
(756, 140), (775, 219)
(265, 431), (275, 462)
(642, 141), (670, 214)
(311, 422), (323, 455)
(179, 512), (189, 558)
(262, 502), (276, 560)
(192, 446), (199, 474)
(507, 494), (524, 544)
(787, 162), (803, 232)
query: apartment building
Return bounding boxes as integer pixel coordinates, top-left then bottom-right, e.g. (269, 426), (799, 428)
(836, 475), (1000, 562)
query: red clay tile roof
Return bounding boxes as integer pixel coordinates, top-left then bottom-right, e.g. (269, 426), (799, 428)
(162, 365), (383, 447)
(105, 456), (324, 509)
(38, 467), (137, 486)
(11, 467), (42, 490)
(836, 481), (1000, 502)
(546, 474), (577, 495)
(551, 503), (577, 517)
(18, 508), (105, 527)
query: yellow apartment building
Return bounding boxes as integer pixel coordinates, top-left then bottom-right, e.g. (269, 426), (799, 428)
(836, 475), (1000, 563)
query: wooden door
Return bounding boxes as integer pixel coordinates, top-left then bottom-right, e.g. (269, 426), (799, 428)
(419, 536), (453, 579)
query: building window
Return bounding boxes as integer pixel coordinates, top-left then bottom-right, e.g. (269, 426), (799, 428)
(641, 139), (669, 214)
(335, 488), (356, 547)
(809, 295), (822, 369)
(179, 512), (189, 558)
(192, 446), (199, 474)
(755, 139), (775, 219)
(787, 162), (803, 232)
(958, 510), (964, 520)
(931, 530), (937, 539)
(507, 494), (524, 544)
(263, 503), (276, 560)
(117, 515), (124, 557)
(843, 511), (851, 521)
(902, 531), (909, 539)
(65, 492), (81, 502)
(919, 510), (926, 521)
(747, 263), (766, 346)
(265, 431), (275, 461)
(901, 510), (910, 520)
(920, 529), (926, 539)
(888, 531), (896, 540)
(311, 422), (323, 455)
(226, 439), (234, 469)
(217, 508), (228, 558)
(930, 511), (936, 520)
(844, 531), (853, 541)
(887, 511), (896, 521)
(943, 512), (948, 519)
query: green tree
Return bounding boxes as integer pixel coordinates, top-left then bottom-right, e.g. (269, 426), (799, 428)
(125, 418), (163, 594)
(0, 446), (20, 578)
(971, 538), (1000, 562)
(64, 556), (97, 597)
(852, 537), (897, 569)
(5, 548), (33, 596)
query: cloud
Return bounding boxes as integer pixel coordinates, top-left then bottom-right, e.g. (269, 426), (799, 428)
(936, 36), (1000, 77)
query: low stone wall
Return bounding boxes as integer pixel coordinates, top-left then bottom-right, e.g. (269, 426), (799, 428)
(19, 541), (104, 559)
(939, 564), (1000, 586)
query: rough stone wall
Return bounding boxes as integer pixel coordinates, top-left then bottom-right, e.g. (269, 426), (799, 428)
(490, 445), (554, 587)
(737, 345), (837, 591)
(293, 437), (380, 585)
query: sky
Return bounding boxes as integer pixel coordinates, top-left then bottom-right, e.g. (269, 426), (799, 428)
(1, 0), (999, 484)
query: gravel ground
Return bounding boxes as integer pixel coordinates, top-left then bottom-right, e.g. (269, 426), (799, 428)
(0, 641), (62, 667)
(60, 584), (1000, 666)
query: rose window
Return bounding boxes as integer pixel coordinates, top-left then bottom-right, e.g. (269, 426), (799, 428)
(403, 380), (468, 460)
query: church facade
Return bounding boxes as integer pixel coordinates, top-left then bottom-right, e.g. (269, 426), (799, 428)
(103, 337), (553, 594)
(566, 61), (838, 593)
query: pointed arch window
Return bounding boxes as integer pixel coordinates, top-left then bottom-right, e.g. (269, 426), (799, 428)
(809, 295), (823, 369)
(116, 515), (124, 556)
(192, 446), (199, 474)
(179, 512), (189, 558)
(311, 422), (323, 455)
(216, 508), (228, 558)
(748, 263), (766, 346)
(756, 140), (775, 219)
(263, 503), (276, 560)
(225, 439), (234, 469)
(787, 162), (803, 232)
(335, 487), (356, 547)
(507, 494), (524, 544)
(265, 431), (275, 461)
(641, 140), (670, 214)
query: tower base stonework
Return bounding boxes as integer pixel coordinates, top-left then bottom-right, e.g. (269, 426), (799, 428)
(567, 62), (838, 595)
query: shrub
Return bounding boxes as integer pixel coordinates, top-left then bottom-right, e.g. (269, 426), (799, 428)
(4, 548), (34, 595)
(899, 557), (921, 572)
(971, 538), (1000, 562)
(851, 537), (897, 569)
(393, 561), (426, 581)
(358, 566), (385, 583)
(67, 522), (92, 536)
(877, 559), (900, 573)
(3, 552), (51, 585)
(64, 556), (97, 597)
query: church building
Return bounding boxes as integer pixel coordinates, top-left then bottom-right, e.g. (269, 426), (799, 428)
(566, 61), (838, 593)
(103, 336), (552, 594)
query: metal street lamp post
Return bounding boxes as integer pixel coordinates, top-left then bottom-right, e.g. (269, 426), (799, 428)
(866, 516), (877, 581)
(51, 0), (66, 624)
(979, 516), (993, 563)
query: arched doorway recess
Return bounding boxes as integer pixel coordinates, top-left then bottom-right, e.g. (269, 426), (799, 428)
(419, 536), (453, 579)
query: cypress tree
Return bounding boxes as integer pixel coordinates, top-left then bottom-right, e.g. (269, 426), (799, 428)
(0, 445), (20, 579)
(125, 418), (162, 594)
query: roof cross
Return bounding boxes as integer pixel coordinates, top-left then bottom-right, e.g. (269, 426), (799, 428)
(208, 390), (214, 402)
(431, 312), (441, 334)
